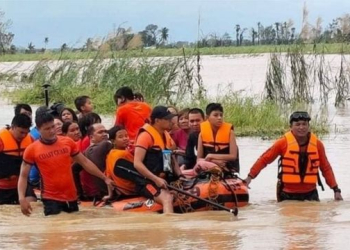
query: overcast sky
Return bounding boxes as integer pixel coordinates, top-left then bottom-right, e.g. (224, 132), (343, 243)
(2, 0), (350, 48)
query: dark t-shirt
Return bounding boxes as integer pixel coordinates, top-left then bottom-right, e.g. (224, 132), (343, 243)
(184, 131), (199, 169)
(83, 140), (114, 195)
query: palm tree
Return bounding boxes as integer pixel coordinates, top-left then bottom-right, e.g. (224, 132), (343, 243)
(236, 24), (241, 46)
(160, 27), (169, 46)
(44, 37), (49, 50)
(27, 42), (35, 53)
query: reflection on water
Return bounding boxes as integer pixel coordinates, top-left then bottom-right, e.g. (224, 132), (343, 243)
(0, 55), (350, 249)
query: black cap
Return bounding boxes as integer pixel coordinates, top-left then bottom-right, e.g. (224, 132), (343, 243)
(151, 106), (176, 121)
(289, 111), (311, 124)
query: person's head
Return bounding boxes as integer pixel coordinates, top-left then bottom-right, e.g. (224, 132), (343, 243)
(49, 103), (65, 118)
(167, 106), (179, 131)
(289, 111), (311, 138)
(88, 123), (108, 144)
(206, 103), (224, 128)
(74, 95), (93, 114)
(134, 92), (144, 102)
(188, 108), (205, 132)
(10, 114), (32, 142)
(62, 121), (81, 142)
(108, 125), (129, 149)
(14, 104), (32, 120)
(178, 108), (190, 130)
(78, 112), (102, 138)
(114, 86), (134, 106)
(35, 112), (56, 141)
(60, 108), (78, 123)
(35, 105), (51, 118)
(54, 118), (63, 135)
(150, 106), (176, 131)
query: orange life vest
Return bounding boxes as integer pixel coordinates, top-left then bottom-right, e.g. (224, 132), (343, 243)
(138, 124), (174, 176)
(0, 128), (32, 189)
(200, 120), (232, 153)
(280, 131), (320, 184)
(105, 149), (136, 196)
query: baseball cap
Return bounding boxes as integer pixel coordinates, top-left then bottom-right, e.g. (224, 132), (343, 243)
(151, 106), (176, 120)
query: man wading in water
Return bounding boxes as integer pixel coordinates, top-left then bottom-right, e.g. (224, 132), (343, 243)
(18, 112), (114, 216)
(244, 111), (343, 202)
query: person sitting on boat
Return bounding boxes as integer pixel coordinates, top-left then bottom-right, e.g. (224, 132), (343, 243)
(180, 108), (205, 170)
(171, 108), (190, 165)
(105, 126), (137, 197)
(244, 111), (343, 202)
(0, 114), (36, 205)
(77, 123), (113, 200)
(114, 86), (152, 143)
(196, 103), (239, 175)
(18, 112), (114, 216)
(133, 106), (183, 213)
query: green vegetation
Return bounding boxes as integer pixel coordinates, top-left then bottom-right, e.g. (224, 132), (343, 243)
(1, 43), (350, 62)
(2, 46), (334, 138)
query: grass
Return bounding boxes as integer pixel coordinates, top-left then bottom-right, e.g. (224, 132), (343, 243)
(1, 43), (350, 62)
(1, 46), (335, 138)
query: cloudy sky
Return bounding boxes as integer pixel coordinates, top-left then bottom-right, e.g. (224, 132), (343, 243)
(2, 0), (349, 48)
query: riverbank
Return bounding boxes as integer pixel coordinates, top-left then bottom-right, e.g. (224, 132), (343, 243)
(0, 43), (349, 62)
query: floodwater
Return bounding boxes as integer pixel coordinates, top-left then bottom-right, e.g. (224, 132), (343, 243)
(0, 55), (350, 250)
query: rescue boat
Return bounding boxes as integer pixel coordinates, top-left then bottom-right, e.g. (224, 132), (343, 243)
(80, 176), (249, 213)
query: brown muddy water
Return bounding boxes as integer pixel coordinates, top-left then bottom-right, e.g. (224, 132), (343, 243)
(0, 55), (350, 250)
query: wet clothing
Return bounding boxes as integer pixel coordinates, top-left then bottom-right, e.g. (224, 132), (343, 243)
(183, 131), (199, 169)
(115, 101), (152, 141)
(80, 141), (113, 197)
(23, 136), (80, 202)
(279, 189), (319, 202)
(0, 184), (36, 205)
(29, 126), (40, 185)
(42, 199), (79, 216)
(248, 132), (338, 194)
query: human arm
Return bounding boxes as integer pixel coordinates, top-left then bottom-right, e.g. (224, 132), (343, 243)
(73, 153), (114, 199)
(244, 138), (286, 185)
(18, 161), (32, 216)
(317, 140), (343, 201)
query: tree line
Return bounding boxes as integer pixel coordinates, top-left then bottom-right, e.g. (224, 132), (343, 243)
(1, 8), (350, 55)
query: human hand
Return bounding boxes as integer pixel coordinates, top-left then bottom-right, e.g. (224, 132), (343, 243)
(154, 177), (168, 189)
(20, 199), (32, 216)
(243, 176), (252, 187)
(334, 191), (343, 201)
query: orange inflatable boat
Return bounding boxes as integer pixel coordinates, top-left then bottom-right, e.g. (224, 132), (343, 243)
(84, 176), (248, 213)
(35, 176), (249, 213)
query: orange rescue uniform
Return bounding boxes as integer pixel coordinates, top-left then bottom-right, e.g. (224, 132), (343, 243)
(115, 101), (152, 141)
(0, 129), (33, 189)
(248, 132), (338, 193)
(23, 136), (80, 201)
